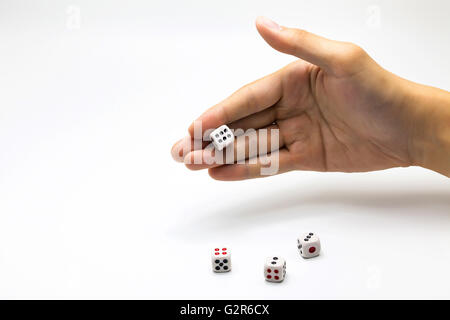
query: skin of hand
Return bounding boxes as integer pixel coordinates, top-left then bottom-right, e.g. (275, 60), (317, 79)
(171, 17), (450, 180)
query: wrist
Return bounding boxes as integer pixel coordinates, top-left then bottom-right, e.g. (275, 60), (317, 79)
(406, 82), (450, 176)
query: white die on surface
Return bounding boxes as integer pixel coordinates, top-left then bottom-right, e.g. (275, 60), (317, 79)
(211, 247), (231, 273)
(209, 125), (234, 151)
(264, 256), (286, 282)
(297, 232), (321, 258)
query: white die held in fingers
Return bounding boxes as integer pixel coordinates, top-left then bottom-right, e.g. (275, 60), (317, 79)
(209, 125), (234, 151)
(297, 232), (321, 258)
(211, 247), (231, 273)
(264, 256), (286, 282)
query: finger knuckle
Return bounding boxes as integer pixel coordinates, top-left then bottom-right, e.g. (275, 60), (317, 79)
(293, 28), (309, 41)
(345, 43), (367, 61)
(242, 84), (258, 111)
(288, 29), (308, 49)
(333, 42), (368, 74)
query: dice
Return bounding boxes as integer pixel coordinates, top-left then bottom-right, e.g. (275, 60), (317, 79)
(264, 256), (286, 282)
(211, 247), (231, 273)
(209, 125), (234, 151)
(297, 232), (321, 258)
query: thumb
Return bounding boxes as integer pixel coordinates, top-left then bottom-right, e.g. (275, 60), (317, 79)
(255, 16), (345, 72)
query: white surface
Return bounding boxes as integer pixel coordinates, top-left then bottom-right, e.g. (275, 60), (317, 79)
(0, 0), (449, 299)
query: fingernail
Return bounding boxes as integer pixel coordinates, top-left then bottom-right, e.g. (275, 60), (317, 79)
(258, 16), (281, 31)
(171, 140), (184, 162)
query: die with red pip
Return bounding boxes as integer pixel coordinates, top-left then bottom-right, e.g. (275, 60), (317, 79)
(264, 256), (286, 282)
(297, 232), (321, 258)
(211, 247), (231, 273)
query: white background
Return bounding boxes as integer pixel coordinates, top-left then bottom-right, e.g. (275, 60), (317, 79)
(0, 0), (449, 299)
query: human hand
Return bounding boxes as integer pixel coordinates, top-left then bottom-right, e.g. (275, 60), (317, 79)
(171, 17), (450, 180)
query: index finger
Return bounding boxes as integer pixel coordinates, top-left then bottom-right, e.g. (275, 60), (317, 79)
(188, 71), (283, 138)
